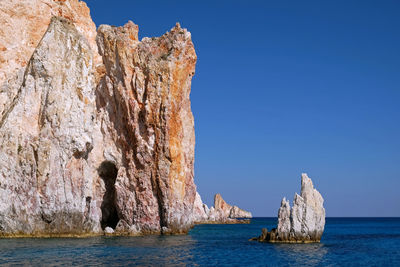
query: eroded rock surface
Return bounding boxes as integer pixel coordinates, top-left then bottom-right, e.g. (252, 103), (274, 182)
(0, 0), (200, 236)
(253, 174), (325, 243)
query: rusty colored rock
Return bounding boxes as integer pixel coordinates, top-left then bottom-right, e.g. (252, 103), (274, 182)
(95, 20), (197, 234)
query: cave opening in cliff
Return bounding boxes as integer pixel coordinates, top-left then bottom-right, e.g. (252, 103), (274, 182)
(98, 161), (119, 230)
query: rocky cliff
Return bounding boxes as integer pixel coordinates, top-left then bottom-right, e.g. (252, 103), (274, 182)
(252, 173), (325, 243)
(0, 0), (248, 237)
(0, 0), (200, 237)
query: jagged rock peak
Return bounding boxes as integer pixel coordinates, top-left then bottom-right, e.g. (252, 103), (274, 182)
(252, 173), (325, 243)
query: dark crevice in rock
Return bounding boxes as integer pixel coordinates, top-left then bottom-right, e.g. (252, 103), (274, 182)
(138, 109), (148, 141)
(98, 161), (119, 230)
(41, 213), (53, 224)
(84, 196), (92, 223)
(150, 170), (167, 232)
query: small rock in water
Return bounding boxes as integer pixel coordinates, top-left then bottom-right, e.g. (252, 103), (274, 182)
(104, 227), (114, 234)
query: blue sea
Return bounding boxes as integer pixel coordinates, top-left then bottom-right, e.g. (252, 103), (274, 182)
(1, 218), (399, 266)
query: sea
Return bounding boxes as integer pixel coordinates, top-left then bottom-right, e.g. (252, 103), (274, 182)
(1, 218), (399, 266)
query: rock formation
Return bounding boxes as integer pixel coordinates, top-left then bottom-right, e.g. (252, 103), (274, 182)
(252, 173), (325, 243)
(193, 193), (252, 223)
(0, 0), (202, 237)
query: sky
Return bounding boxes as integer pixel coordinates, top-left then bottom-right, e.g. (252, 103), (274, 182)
(86, 0), (400, 217)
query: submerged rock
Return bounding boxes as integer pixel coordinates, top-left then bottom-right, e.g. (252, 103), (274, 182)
(0, 0), (200, 237)
(253, 174), (325, 243)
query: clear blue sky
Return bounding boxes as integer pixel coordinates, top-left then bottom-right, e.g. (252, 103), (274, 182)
(86, 0), (400, 217)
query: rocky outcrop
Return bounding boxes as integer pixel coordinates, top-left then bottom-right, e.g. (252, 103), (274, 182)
(0, 0), (199, 236)
(193, 193), (252, 223)
(95, 20), (197, 235)
(252, 174), (325, 243)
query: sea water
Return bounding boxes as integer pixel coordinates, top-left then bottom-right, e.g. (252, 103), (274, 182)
(1, 218), (399, 266)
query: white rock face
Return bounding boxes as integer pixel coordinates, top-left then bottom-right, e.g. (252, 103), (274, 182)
(278, 173), (325, 242)
(277, 197), (291, 240)
(192, 192), (209, 222)
(255, 173), (325, 243)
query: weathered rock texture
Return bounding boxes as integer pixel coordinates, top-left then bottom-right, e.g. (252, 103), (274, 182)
(253, 173), (325, 243)
(0, 0), (203, 236)
(193, 193), (252, 223)
(0, 0), (101, 119)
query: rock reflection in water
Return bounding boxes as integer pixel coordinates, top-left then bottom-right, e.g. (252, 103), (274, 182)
(272, 243), (328, 266)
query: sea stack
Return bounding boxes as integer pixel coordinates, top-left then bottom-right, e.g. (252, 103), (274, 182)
(253, 173), (325, 243)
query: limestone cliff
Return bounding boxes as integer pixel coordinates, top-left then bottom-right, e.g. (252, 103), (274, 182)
(252, 173), (325, 243)
(0, 0), (199, 236)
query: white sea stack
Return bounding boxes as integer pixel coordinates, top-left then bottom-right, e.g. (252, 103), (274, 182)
(254, 173), (325, 243)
